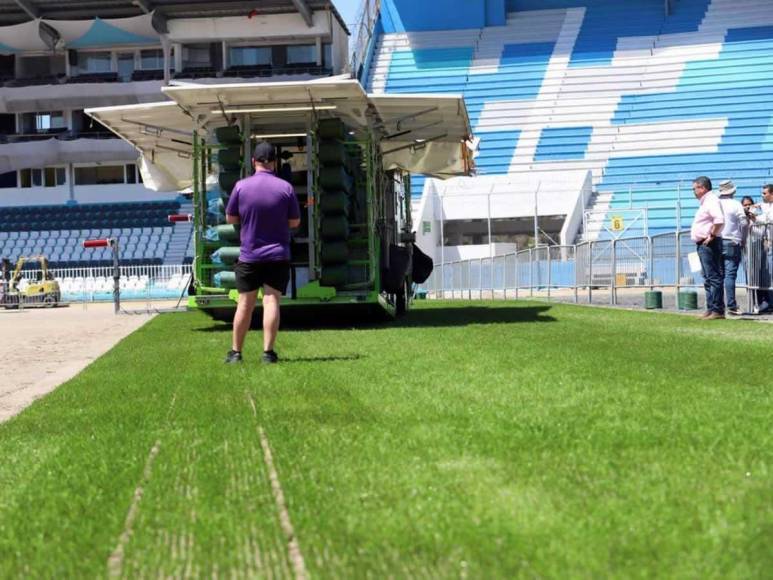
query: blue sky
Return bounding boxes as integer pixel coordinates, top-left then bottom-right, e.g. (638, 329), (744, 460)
(332, 0), (362, 29)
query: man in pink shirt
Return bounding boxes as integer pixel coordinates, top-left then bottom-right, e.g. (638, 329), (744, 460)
(690, 176), (725, 319)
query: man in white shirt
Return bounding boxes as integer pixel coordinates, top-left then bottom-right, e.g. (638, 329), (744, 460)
(691, 176), (725, 319)
(717, 180), (748, 315)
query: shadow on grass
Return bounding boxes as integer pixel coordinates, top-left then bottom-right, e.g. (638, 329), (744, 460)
(389, 305), (556, 328)
(281, 354), (363, 363)
(194, 304), (555, 332)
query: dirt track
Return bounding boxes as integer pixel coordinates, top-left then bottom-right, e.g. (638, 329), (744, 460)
(0, 303), (156, 423)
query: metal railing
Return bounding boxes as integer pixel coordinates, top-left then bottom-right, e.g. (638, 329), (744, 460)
(424, 224), (773, 313)
(11, 263), (192, 304)
(350, 0), (381, 79)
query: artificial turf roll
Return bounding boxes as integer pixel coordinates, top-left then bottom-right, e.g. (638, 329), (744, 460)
(211, 246), (240, 265)
(213, 271), (236, 289)
(319, 190), (349, 215)
(212, 224), (240, 242)
(317, 119), (346, 140)
(219, 171), (241, 195)
(319, 166), (352, 191)
(320, 215), (349, 240)
(318, 141), (348, 166)
(320, 265), (347, 287)
(215, 126), (242, 144)
(321, 242), (349, 264)
(218, 147), (242, 170)
(206, 199), (226, 224)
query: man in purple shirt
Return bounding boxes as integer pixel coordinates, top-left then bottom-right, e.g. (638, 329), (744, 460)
(224, 142), (301, 364)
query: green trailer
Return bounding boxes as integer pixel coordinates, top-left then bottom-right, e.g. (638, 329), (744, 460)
(87, 79), (474, 320)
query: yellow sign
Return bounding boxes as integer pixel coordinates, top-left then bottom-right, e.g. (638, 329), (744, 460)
(611, 215), (625, 231)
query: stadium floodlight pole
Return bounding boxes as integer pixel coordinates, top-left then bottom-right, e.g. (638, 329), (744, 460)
(82, 238), (120, 314)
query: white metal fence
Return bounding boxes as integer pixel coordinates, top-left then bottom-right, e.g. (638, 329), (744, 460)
(14, 263), (192, 304)
(424, 225), (773, 312)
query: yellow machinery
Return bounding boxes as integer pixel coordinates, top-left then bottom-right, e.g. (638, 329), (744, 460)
(2, 256), (61, 308)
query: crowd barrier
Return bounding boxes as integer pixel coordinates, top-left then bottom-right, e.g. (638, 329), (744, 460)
(425, 225), (773, 312)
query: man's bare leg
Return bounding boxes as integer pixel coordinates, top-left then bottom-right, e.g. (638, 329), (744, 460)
(232, 290), (258, 352)
(262, 285), (281, 353)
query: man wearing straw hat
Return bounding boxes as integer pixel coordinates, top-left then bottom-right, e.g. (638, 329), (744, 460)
(691, 176), (725, 319)
(717, 179), (748, 315)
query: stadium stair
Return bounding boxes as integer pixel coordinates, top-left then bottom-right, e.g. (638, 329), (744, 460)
(368, 0), (773, 238)
(0, 201), (182, 267)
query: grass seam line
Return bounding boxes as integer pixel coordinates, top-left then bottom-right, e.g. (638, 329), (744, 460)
(247, 392), (308, 580)
(107, 439), (161, 579)
(107, 392), (178, 578)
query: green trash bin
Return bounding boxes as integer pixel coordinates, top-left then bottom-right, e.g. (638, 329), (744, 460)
(644, 290), (663, 309)
(678, 290), (699, 310)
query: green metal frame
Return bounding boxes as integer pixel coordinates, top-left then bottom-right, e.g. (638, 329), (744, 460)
(187, 119), (407, 317)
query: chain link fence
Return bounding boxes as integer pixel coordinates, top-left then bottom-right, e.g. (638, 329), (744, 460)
(425, 225), (773, 313)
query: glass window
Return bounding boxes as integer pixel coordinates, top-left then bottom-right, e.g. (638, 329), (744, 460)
(140, 49), (164, 70)
(0, 171), (17, 189)
(78, 51), (112, 74)
(286, 45), (316, 64)
(35, 112), (65, 132)
(229, 46), (271, 67)
(323, 44), (332, 67)
(117, 53), (135, 81)
(74, 165), (125, 185)
(43, 167), (66, 187)
(21, 168), (43, 188)
(182, 44), (211, 69)
(126, 164), (137, 184)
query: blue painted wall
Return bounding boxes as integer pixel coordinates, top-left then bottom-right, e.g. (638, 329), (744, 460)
(380, 0), (505, 32)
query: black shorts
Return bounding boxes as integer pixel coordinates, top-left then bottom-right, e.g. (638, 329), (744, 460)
(234, 260), (290, 294)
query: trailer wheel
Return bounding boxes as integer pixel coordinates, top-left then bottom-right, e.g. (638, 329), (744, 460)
(44, 294), (56, 307)
(396, 282), (409, 317)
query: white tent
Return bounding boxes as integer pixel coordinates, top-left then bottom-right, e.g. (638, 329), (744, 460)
(86, 78), (474, 191)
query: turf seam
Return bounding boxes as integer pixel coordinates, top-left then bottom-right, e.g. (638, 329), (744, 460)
(107, 392), (178, 578)
(247, 392), (308, 580)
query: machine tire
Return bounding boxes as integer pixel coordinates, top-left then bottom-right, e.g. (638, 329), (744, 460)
(44, 294), (56, 307)
(395, 281), (409, 317)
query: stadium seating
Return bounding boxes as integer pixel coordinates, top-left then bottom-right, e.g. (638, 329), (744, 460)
(0, 201), (183, 267)
(367, 0), (773, 237)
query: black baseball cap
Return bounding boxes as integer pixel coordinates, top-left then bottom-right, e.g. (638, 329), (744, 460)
(252, 141), (276, 163)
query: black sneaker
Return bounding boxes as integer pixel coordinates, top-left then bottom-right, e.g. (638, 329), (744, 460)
(727, 307), (742, 316)
(261, 350), (279, 364)
(224, 350), (243, 364)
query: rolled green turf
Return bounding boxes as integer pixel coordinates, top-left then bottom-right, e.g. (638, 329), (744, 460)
(212, 224), (240, 243)
(218, 148), (242, 171)
(215, 126), (242, 145)
(317, 119), (346, 140)
(320, 265), (347, 286)
(320, 242), (348, 264)
(213, 270), (236, 289)
(318, 141), (347, 166)
(319, 166), (351, 192)
(319, 191), (349, 215)
(212, 246), (240, 265)
(320, 215), (349, 240)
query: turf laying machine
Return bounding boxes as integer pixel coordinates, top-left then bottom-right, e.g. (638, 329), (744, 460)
(87, 79), (474, 320)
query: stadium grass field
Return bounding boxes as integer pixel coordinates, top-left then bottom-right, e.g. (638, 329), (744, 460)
(0, 301), (771, 578)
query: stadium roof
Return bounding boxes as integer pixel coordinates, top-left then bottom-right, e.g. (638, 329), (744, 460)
(0, 0), (347, 30)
